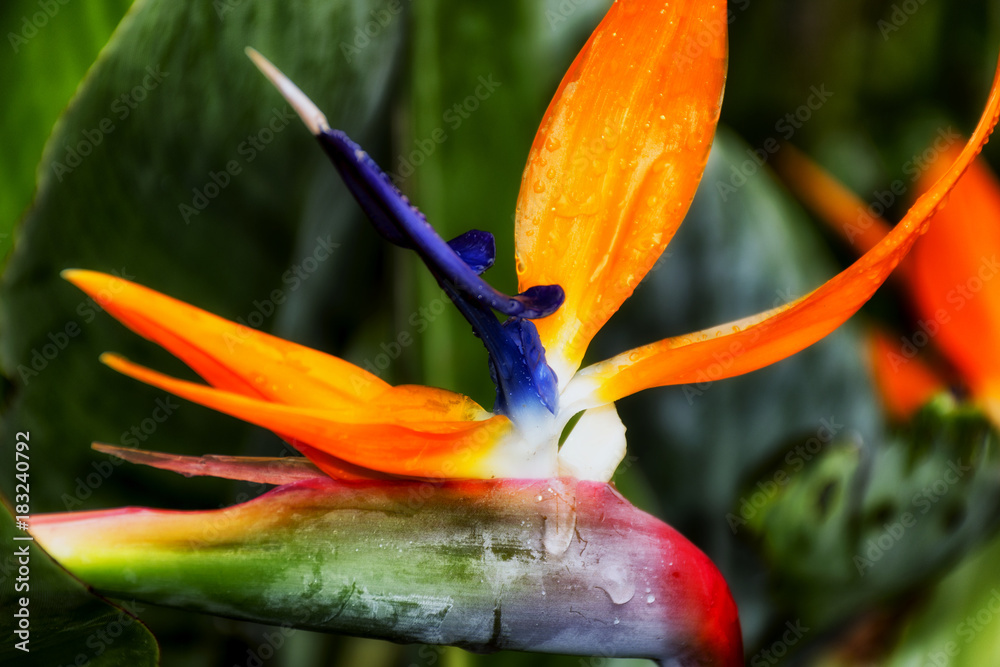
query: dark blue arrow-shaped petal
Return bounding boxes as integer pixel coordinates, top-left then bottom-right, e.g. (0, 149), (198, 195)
(315, 130), (563, 319)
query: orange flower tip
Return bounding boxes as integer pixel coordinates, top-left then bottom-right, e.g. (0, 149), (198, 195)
(99, 351), (132, 373)
(60, 268), (103, 292)
(61, 268), (120, 298)
(246, 47), (329, 136)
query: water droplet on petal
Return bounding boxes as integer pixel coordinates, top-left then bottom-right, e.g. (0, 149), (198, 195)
(546, 136), (561, 152)
(646, 594), (656, 604)
(533, 180), (546, 194)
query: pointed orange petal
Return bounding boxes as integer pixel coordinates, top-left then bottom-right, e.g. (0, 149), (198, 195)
(774, 144), (895, 256)
(570, 59), (1000, 406)
(514, 0), (727, 383)
(100, 354), (513, 479)
(869, 330), (947, 420)
(907, 145), (1000, 398)
(63, 269), (388, 409)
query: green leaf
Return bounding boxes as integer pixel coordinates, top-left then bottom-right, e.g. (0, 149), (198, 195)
(746, 397), (1000, 633)
(0, 498), (159, 665)
(0, 0), (405, 513)
(879, 531), (1000, 666)
(0, 0), (134, 257)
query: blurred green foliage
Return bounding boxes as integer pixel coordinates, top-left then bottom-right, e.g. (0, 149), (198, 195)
(3, 0), (1000, 665)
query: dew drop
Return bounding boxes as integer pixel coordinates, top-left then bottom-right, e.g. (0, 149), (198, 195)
(596, 566), (636, 605)
(646, 594), (656, 604)
(686, 132), (704, 152)
(546, 136), (561, 152)
(533, 181), (546, 194)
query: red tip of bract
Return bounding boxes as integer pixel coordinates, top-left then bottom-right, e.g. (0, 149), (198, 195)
(654, 520), (744, 666)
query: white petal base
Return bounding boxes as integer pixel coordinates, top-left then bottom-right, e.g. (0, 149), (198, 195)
(557, 404), (627, 482)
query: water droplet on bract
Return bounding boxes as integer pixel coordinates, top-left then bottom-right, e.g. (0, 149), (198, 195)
(646, 594), (656, 604)
(596, 566), (636, 605)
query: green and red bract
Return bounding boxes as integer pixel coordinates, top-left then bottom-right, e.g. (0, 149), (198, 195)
(32, 476), (741, 666)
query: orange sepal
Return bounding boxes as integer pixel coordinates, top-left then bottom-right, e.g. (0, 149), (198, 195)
(514, 0), (727, 383)
(571, 58), (1000, 406)
(869, 330), (947, 420)
(62, 269), (387, 409)
(907, 145), (1000, 398)
(101, 353), (513, 479)
(775, 144), (896, 257)
(63, 270), (492, 423)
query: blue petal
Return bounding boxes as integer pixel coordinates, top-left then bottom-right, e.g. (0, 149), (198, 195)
(442, 283), (559, 418)
(447, 230), (496, 275)
(316, 129), (563, 319)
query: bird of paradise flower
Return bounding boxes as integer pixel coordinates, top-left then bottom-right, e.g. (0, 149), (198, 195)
(29, 0), (1000, 665)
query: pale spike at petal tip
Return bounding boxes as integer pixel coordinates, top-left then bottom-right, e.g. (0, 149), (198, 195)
(245, 47), (329, 136)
